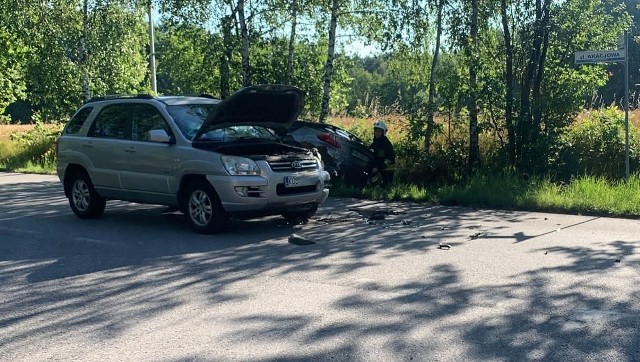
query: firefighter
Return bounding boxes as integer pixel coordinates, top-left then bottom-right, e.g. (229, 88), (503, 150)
(368, 120), (395, 187)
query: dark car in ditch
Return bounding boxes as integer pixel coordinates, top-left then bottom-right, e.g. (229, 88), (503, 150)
(286, 120), (374, 185)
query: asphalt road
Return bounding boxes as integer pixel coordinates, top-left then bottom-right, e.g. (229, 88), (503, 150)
(1, 172), (639, 361)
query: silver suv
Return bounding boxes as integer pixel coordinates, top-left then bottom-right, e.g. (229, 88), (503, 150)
(57, 85), (330, 233)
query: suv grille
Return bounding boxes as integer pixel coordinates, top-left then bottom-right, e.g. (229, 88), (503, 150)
(268, 159), (317, 172)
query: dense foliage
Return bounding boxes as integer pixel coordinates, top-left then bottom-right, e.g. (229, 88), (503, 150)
(0, 0), (639, 183)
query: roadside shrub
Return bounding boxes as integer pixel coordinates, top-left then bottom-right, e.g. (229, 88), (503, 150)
(7, 121), (63, 169)
(553, 107), (640, 180)
(394, 137), (468, 185)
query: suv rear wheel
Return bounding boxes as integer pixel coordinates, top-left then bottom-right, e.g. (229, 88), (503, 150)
(184, 181), (228, 234)
(67, 171), (106, 219)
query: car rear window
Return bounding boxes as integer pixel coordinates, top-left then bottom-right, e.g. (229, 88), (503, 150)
(65, 107), (93, 134)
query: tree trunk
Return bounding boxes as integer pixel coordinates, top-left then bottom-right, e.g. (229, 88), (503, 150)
(424, 0), (443, 153)
(219, 15), (232, 98)
(518, 0), (546, 171)
(532, 0), (551, 131)
(238, 0), (250, 87)
(500, 0), (515, 166)
(467, 0), (480, 172)
(319, 0), (339, 123)
(285, 0), (298, 84)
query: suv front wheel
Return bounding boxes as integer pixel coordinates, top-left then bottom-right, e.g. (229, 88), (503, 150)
(67, 171), (106, 219)
(184, 181), (228, 234)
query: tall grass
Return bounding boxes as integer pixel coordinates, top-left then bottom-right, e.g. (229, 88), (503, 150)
(0, 122), (62, 174)
(530, 175), (640, 216)
(331, 172), (640, 217)
(3, 115), (640, 217)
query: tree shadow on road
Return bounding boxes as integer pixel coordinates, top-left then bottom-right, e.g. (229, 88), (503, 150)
(1, 180), (639, 360)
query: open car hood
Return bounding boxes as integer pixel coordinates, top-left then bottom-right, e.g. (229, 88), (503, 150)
(194, 85), (304, 141)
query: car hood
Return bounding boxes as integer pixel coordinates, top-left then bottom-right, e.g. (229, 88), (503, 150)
(194, 85), (304, 141)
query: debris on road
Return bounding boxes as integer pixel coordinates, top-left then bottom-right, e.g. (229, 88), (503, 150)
(438, 243), (451, 250)
(469, 231), (487, 240)
(368, 211), (386, 221)
(348, 207), (405, 219)
(288, 233), (316, 245)
(316, 214), (360, 224)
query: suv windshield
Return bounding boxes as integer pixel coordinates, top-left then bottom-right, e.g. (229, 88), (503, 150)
(167, 104), (218, 140)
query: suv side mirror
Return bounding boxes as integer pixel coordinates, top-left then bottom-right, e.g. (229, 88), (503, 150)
(147, 129), (173, 143)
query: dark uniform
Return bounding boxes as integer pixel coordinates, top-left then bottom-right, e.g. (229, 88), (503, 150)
(369, 135), (395, 187)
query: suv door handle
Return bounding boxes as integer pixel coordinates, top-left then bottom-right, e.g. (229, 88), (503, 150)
(82, 142), (93, 148)
(123, 146), (136, 153)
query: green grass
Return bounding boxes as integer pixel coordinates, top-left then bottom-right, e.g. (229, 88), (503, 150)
(0, 123), (61, 174)
(3, 131), (640, 217)
(0, 139), (57, 174)
(528, 175), (640, 216)
(331, 173), (640, 218)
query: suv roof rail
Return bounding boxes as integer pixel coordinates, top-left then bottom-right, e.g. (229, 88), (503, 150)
(85, 94), (156, 103)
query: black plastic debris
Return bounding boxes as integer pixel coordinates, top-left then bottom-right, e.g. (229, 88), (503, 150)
(288, 233), (315, 245)
(469, 231), (487, 240)
(615, 258), (621, 263)
(368, 211), (387, 221)
(317, 214), (360, 224)
(402, 220), (412, 226)
(438, 243), (451, 250)
(348, 207), (405, 220)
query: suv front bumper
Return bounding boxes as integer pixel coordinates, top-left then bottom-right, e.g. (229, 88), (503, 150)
(207, 169), (330, 213)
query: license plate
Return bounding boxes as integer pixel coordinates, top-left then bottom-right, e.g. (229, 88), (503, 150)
(284, 176), (299, 188)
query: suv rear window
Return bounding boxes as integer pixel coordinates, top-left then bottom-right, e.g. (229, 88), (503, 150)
(89, 104), (130, 139)
(65, 107), (93, 134)
(88, 103), (169, 141)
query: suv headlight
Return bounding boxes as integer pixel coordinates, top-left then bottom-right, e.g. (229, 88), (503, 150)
(221, 156), (260, 175)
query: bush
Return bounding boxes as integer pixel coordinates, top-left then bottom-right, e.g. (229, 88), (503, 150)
(553, 107), (640, 180)
(5, 121), (63, 170)
(394, 139), (468, 186)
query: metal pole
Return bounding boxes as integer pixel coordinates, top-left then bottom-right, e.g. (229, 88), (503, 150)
(81, 0), (90, 102)
(148, 0), (157, 94)
(624, 30), (629, 180)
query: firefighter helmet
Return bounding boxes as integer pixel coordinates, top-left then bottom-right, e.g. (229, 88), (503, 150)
(373, 120), (388, 132)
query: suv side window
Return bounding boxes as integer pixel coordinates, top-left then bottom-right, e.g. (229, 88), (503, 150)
(131, 104), (173, 142)
(65, 107), (93, 134)
(89, 104), (130, 139)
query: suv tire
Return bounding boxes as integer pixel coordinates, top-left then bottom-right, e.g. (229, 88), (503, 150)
(67, 171), (106, 219)
(184, 180), (228, 234)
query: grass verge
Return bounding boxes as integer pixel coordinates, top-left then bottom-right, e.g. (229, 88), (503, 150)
(0, 123), (61, 174)
(2, 123), (640, 218)
(331, 173), (640, 218)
